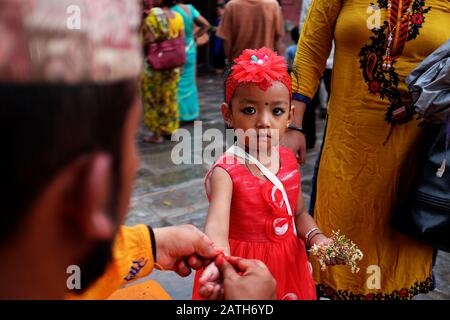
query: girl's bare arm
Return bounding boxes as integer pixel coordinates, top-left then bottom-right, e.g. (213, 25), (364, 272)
(294, 185), (328, 246)
(194, 14), (210, 38)
(204, 167), (233, 255)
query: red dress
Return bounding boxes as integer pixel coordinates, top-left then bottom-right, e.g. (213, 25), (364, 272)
(192, 147), (317, 300)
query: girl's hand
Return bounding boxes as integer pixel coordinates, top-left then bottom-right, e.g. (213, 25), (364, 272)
(198, 261), (223, 300)
(309, 233), (331, 247)
(310, 234), (346, 266)
(282, 130), (307, 166)
(199, 261), (221, 284)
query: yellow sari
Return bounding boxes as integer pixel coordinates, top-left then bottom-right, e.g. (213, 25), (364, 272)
(293, 0), (450, 299)
(141, 8), (184, 136)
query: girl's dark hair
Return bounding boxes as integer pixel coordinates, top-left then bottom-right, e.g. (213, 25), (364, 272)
(0, 80), (137, 244)
(223, 62), (294, 109)
(161, 0), (178, 7)
(223, 63), (235, 105)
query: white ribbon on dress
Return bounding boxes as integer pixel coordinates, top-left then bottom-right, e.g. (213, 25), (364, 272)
(226, 145), (298, 236)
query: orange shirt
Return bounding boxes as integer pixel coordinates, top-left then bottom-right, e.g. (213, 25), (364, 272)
(217, 0), (285, 61)
(67, 225), (155, 300)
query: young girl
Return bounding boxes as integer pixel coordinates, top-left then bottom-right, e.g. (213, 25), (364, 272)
(193, 48), (337, 300)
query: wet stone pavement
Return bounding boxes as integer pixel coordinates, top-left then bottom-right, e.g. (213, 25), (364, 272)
(125, 74), (450, 300)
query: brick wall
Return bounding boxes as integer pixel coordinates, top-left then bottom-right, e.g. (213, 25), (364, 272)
(280, 0), (302, 26)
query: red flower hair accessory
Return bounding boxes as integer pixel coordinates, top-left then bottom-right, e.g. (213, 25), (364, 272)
(225, 47), (292, 104)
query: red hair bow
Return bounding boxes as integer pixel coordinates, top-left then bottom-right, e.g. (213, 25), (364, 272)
(225, 47), (292, 104)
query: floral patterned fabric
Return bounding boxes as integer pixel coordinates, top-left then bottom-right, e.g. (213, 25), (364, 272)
(359, 0), (432, 123)
(318, 277), (433, 300)
(141, 8), (184, 135)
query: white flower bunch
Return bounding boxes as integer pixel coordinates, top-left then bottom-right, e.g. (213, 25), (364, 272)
(310, 230), (363, 274)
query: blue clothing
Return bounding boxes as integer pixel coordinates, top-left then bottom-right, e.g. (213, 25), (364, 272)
(286, 44), (297, 71)
(212, 18), (224, 57)
(172, 4), (200, 121)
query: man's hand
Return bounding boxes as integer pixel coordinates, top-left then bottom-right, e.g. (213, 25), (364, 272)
(282, 129), (307, 165)
(218, 256), (276, 300)
(282, 100), (307, 165)
(153, 225), (224, 277)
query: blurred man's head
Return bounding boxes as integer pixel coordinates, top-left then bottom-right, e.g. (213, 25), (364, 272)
(290, 26), (300, 45)
(159, 0), (177, 7)
(0, 0), (142, 299)
(217, 1), (226, 17)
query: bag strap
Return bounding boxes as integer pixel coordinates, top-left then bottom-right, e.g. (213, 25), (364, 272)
(226, 145), (298, 236)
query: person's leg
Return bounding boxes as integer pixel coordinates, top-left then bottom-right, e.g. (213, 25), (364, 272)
(308, 118), (328, 215)
(178, 52), (200, 122)
(323, 68), (332, 101)
(317, 69), (332, 119)
(142, 70), (165, 144)
(303, 93), (318, 149)
(318, 81), (328, 119)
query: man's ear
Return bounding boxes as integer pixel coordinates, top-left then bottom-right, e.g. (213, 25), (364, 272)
(221, 102), (233, 128)
(62, 153), (114, 242)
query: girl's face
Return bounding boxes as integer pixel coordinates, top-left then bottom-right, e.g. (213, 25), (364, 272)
(222, 81), (293, 152)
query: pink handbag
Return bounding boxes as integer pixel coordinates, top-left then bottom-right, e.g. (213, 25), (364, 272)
(147, 36), (186, 70)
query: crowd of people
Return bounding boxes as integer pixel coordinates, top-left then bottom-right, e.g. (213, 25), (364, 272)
(140, 0), (331, 149)
(0, 0), (449, 301)
(140, 0), (287, 144)
(141, 0), (210, 143)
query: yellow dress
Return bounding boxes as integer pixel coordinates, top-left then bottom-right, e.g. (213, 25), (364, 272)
(141, 8), (184, 136)
(292, 0), (450, 299)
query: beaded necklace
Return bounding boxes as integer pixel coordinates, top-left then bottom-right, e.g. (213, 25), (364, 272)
(359, 0), (431, 128)
(382, 0), (412, 71)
